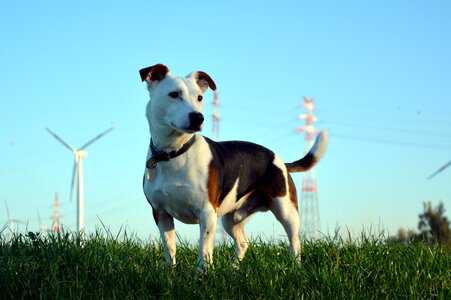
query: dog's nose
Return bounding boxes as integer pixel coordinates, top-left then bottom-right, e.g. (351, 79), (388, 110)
(189, 112), (204, 127)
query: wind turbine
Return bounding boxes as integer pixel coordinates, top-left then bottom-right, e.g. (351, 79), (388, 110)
(428, 160), (451, 180)
(46, 126), (114, 236)
(4, 200), (25, 239)
(36, 210), (47, 234)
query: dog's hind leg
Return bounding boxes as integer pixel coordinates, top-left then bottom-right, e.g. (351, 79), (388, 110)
(154, 209), (177, 266)
(222, 212), (250, 263)
(270, 196), (301, 265)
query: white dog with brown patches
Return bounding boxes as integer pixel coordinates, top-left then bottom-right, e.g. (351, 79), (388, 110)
(140, 64), (328, 269)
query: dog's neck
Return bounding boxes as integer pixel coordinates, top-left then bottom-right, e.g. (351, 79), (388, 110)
(149, 126), (195, 153)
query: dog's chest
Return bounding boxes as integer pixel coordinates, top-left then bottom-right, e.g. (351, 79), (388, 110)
(143, 138), (212, 223)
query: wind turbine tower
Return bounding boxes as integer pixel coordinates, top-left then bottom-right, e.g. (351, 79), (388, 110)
(296, 96), (321, 239)
(46, 126), (113, 236)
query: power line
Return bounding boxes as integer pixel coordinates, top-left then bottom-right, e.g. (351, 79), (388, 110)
(85, 200), (143, 223)
(332, 133), (451, 149)
(321, 120), (451, 138)
(317, 101), (451, 117)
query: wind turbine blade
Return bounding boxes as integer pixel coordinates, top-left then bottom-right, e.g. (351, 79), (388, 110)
(79, 126), (114, 150)
(427, 160), (451, 180)
(70, 161), (77, 203)
(46, 128), (76, 152)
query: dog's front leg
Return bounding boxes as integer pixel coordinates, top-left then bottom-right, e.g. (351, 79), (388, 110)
(154, 209), (177, 266)
(197, 210), (217, 270)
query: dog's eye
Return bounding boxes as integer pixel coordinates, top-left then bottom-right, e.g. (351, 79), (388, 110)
(168, 92), (179, 99)
(197, 95), (203, 102)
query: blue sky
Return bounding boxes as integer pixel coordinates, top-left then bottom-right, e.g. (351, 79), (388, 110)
(1, 1), (450, 241)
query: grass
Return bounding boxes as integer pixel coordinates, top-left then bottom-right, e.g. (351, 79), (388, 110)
(0, 229), (450, 299)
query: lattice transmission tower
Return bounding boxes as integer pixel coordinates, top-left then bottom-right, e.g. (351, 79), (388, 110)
(212, 91), (227, 242)
(53, 192), (60, 232)
(212, 91), (220, 141)
(296, 96), (321, 239)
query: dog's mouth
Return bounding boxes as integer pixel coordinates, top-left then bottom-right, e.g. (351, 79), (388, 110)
(187, 125), (202, 132)
(183, 124), (203, 133)
(170, 123), (203, 134)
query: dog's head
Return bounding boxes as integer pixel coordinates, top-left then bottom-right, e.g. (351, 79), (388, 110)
(140, 64), (216, 134)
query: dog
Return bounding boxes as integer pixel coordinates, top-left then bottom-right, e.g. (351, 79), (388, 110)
(140, 64), (328, 269)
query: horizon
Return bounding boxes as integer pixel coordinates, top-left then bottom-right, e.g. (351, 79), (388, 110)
(1, 0), (450, 242)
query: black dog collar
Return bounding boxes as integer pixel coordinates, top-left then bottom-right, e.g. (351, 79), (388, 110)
(147, 135), (196, 169)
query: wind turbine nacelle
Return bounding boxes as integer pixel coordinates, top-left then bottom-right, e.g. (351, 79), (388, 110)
(78, 150), (88, 157)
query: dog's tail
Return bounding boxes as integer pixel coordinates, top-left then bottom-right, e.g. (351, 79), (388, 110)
(285, 129), (329, 173)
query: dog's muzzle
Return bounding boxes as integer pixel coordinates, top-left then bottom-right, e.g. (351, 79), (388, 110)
(188, 112), (204, 131)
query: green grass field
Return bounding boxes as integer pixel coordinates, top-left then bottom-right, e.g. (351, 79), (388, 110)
(0, 230), (449, 299)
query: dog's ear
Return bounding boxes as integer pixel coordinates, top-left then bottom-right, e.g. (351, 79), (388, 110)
(191, 71), (217, 93)
(139, 64), (170, 87)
